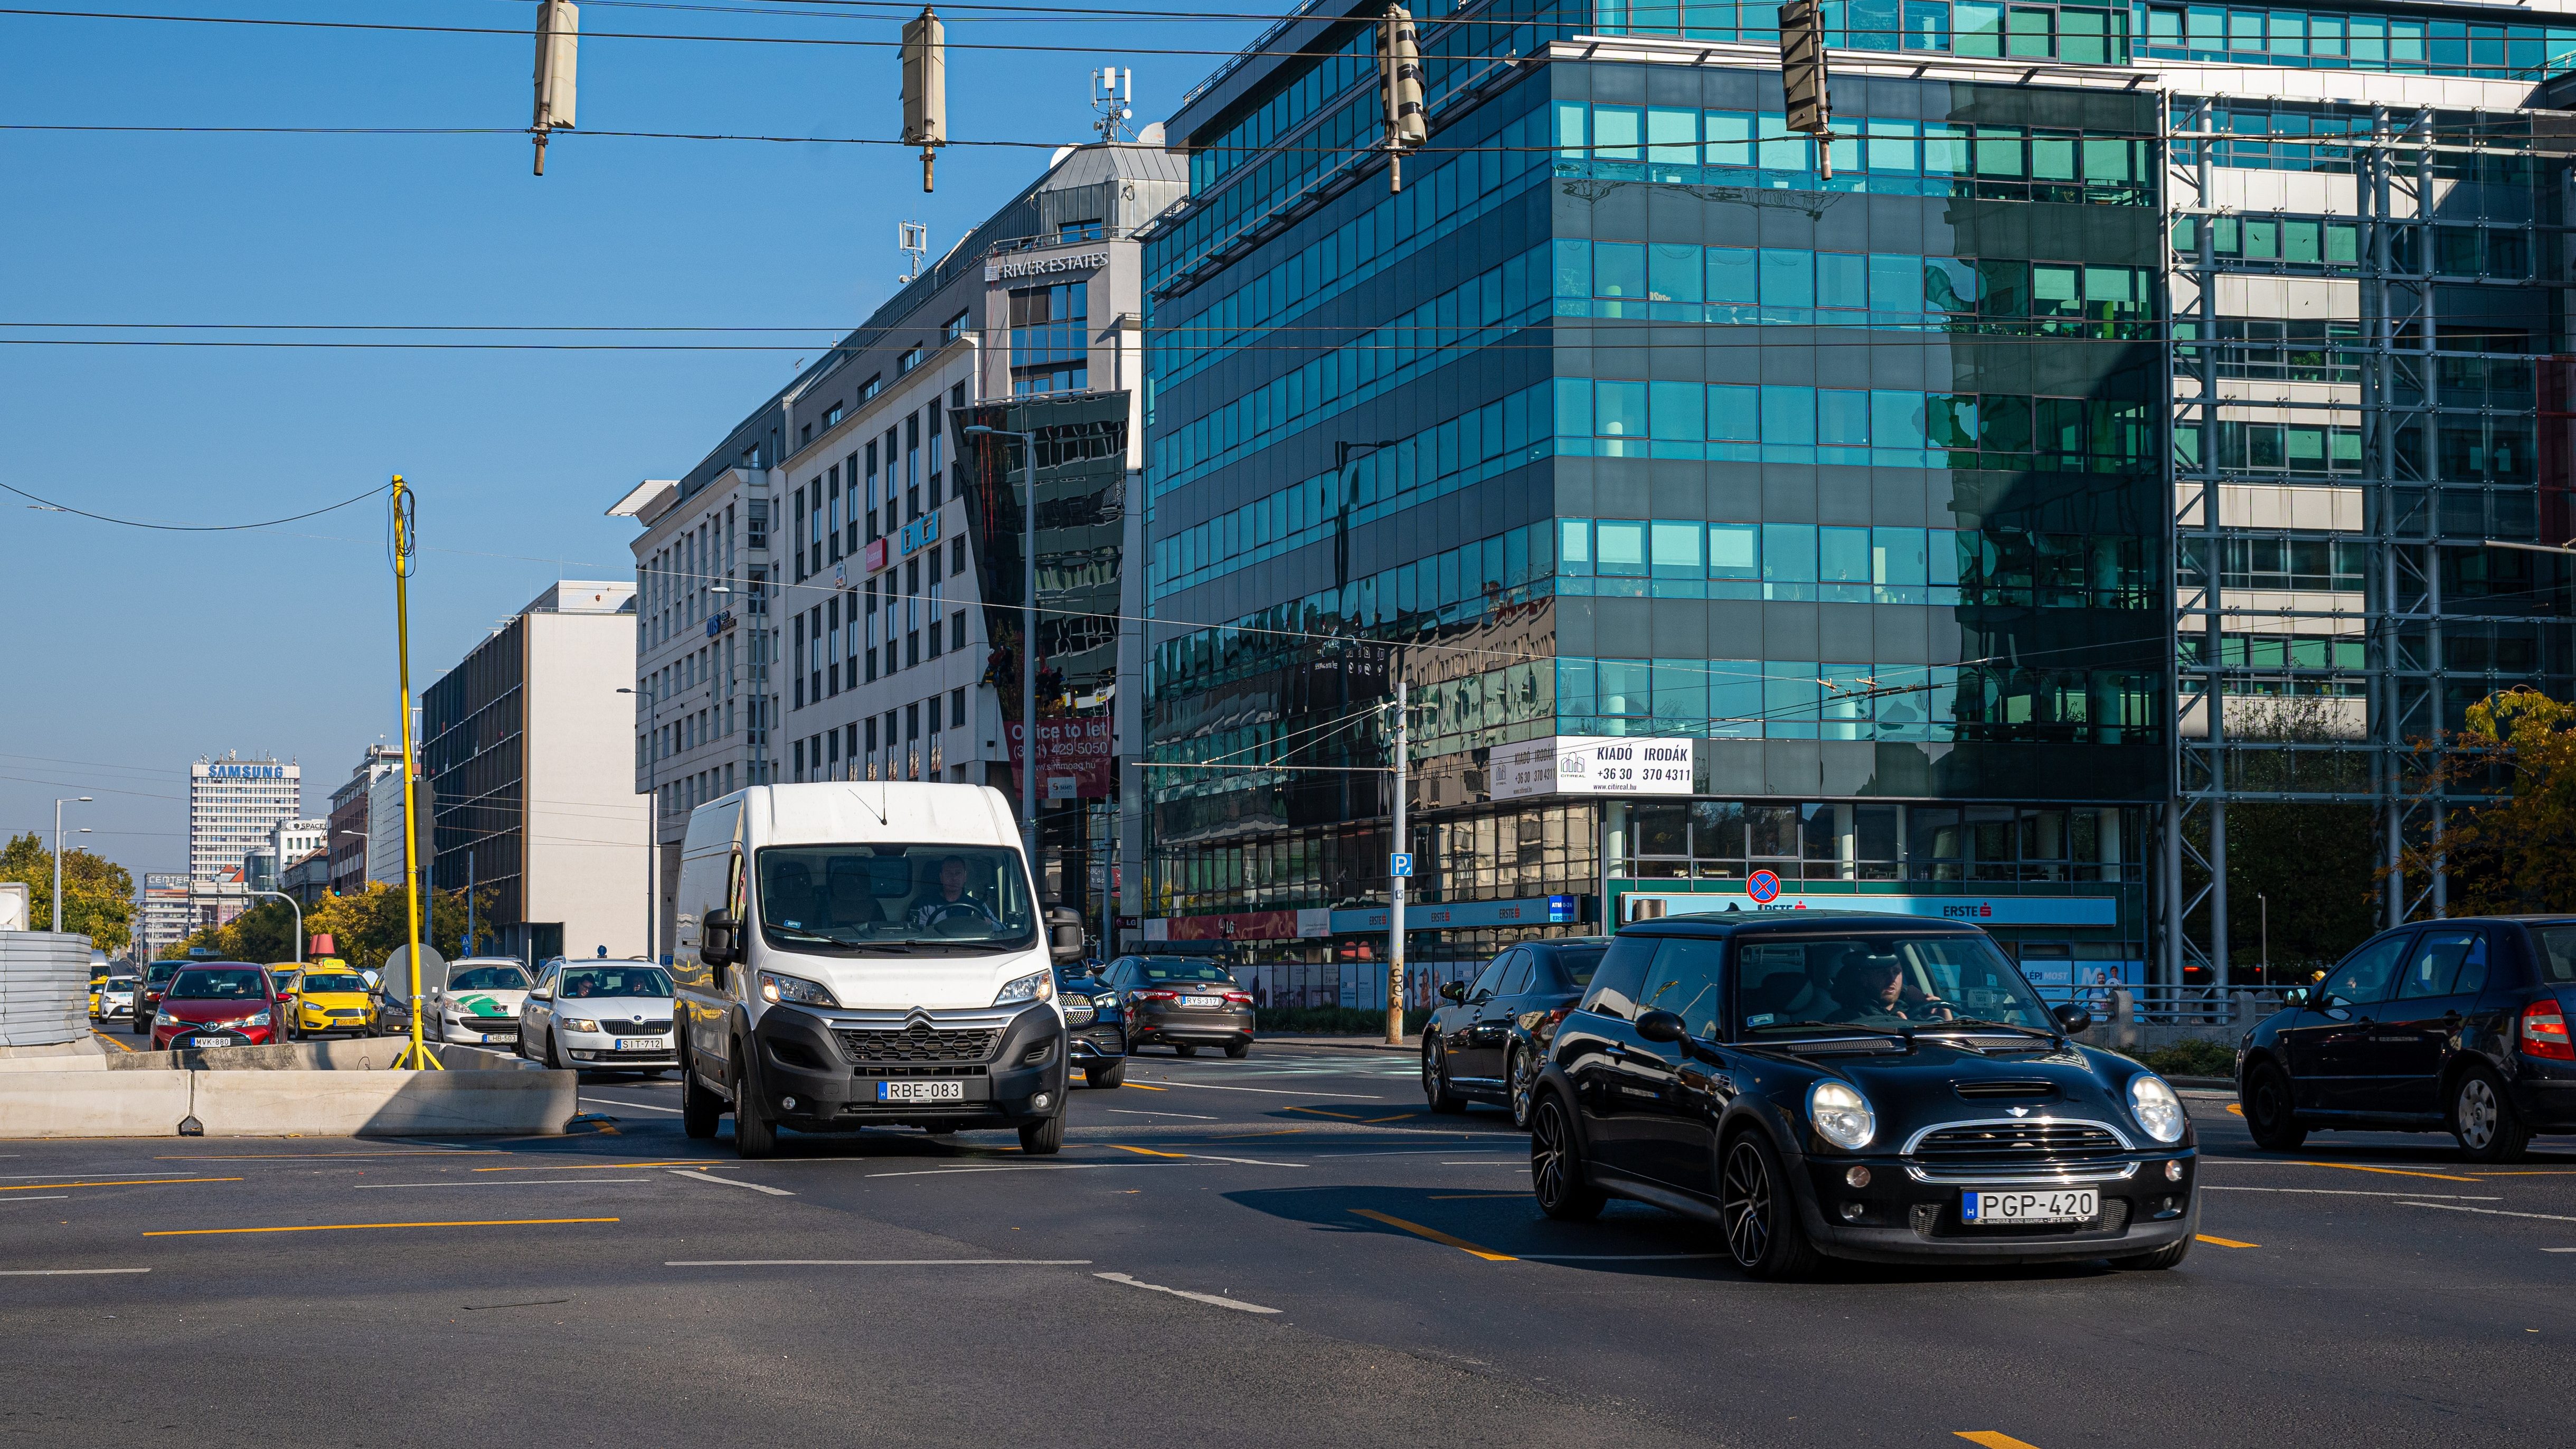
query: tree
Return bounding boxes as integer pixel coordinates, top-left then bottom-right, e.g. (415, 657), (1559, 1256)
(0, 833), (134, 954)
(2400, 687), (2576, 914)
(2183, 699), (2379, 981)
(167, 882), (482, 974)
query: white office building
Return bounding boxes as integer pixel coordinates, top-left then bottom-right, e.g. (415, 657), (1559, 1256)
(187, 755), (303, 887)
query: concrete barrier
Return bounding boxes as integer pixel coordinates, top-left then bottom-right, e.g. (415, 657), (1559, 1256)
(0, 1064), (577, 1137)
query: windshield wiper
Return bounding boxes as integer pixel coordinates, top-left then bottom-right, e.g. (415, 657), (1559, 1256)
(1920, 1017), (2061, 1040)
(763, 926), (843, 946)
(1749, 1019), (1916, 1043)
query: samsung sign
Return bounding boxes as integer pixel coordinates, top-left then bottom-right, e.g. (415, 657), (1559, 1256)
(985, 249), (1109, 282)
(205, 764), (287, 780)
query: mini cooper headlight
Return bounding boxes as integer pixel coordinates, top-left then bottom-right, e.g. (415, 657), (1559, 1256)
(758, 971), (839, 1008)
(2129, 1073), (2186, 1144)
(1807, 1080), (1876, 1151)
(992, 970), (1054, 1006)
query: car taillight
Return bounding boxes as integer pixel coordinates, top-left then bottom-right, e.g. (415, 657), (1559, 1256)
(1134, 989), (1179, 1003)
(2522, 999), (2574, 1061)
(1223, 991), (1252, 1004)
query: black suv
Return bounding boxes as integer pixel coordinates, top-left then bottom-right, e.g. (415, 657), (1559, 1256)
(1423, 937), (1609, 1127)
(2237, 916), (2576, 1162)
(1057, 965), (1128, 1087)
(1527, 914), (2197, 1277)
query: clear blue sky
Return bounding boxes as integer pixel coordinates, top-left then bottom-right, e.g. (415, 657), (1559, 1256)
(0, 0), (1257, 881)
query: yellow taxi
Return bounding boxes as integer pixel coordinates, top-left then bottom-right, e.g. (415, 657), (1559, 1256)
(87, 972), (107, 1019)
(282, 964), (377, 1040)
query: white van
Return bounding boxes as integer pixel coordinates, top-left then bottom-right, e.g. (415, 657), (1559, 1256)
(671, 782), (1081, 1159)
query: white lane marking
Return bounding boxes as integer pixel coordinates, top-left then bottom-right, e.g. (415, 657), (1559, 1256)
(1131, 1080), (1383, 1100)
(1094, 1271), (1281, 1314)
(1522, 1254), (1727, 1261)
(669, 1259), (1091, 1267)
(2401, 1201), (2576, 1224)
(668, 1169), (794, 1196)
(0, 1197), (71, 1205)
(581, 1097), (687, 1115)
(356, 1179), (655, 1189)
(2543, 1248), (2576, 1254)
(868, 1164), (1159, 1179)
(1105, 1109), (1218, 1121)
(2200, 1187), (2503, 1199)
(1172, 1153), (1304, 1168)
(0, 1268), (149, 1276)
(1441, 1161), (1525, 1166)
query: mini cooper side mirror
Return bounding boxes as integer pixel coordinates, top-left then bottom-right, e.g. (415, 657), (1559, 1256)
(2281, 986), (2314, 1010)
(2051, 1004), (2092, 1036)
(1439, 981), (1468, 1004)
(1634, 1009), (1688, 1045)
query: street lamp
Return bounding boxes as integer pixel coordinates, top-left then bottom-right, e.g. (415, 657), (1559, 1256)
(962, 422), (1041, 865)
(248, 889), (305, 964)
(51, 797), (90, 934)
(619, 681), (667, 963)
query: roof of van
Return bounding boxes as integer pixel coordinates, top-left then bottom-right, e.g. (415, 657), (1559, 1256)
(745, 782), (1021, 851)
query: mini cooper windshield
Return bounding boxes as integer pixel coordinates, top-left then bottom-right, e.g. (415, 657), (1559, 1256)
(758, 844), (1036, 953)
(1736, 933), (2056, 1035)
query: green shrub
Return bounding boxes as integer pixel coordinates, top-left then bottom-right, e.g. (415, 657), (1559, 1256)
(2110, 1038), (2238, 1079)
(1253, 1005), (1430, 1037)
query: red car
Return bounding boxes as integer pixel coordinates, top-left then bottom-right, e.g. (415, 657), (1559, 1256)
(151, 964), (283, 1050)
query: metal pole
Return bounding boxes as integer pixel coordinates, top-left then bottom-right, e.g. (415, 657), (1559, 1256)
(51, 798), (63, 934)
(466, 848), (476, 958)
(388, 476), (440, 1071)
(1386, 671), (1407, 1046)
(249, 890), (303, 964)
(2258, 892), (2268, 981)
(648, 680), (659, 961)
(1020, 427), (1039, 867)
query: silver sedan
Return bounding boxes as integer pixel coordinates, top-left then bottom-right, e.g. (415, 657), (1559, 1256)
(518, 958), (679, 1075)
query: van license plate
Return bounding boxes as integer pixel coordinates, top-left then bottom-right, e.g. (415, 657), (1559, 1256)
(877, 1080), (964, 1103)
(1961, 1189), (2097, 1225)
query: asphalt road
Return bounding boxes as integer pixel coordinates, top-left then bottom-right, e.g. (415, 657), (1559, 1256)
(8, 1040), (2575, 1448)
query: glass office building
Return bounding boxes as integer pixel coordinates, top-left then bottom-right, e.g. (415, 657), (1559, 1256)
(1138, 2), (2575, 999)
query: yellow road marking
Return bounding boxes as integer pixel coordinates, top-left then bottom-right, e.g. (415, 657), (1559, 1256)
(1110, 1145), (1190, 1158)
(1955, 1434), (2046, 1449)
(2295, 1161), (2479, 1183)
(145, 1217), (618, 1238)
(157, 1152), (499, 1160)
(95, 1033), (136, 1055)
(1360, 1113), (1419, 1124)
(1351, 1208), (1517, 1261)
(1, 1178), (241, 1192)
(1284, 1105), (1363, 1120)
(1124, 1083), (1168, 1092)
(2196, 1234), (2260, 1248)
(472, 1161), (728, 1172)
(2225, 1104), (2244, 1117)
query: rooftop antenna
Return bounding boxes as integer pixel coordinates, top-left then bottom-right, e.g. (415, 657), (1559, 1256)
(898, 221), (929, 284)
(1091, 65), (1134, 143)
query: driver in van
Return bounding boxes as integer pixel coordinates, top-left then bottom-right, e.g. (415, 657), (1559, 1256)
(909, 855), (1001, 931)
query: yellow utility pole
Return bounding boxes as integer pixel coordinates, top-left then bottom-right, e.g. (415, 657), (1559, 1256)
(388, 476), (442, 1071)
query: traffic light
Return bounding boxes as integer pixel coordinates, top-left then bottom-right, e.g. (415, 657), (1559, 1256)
(1778, 0), (1831, 173)
(903, 6), (948, 192)
(1382, 4), (1426, 192)
(530, 0), (578, 176)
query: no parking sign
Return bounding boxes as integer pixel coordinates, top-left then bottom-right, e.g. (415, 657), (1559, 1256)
(1747, 869), (1782, 904)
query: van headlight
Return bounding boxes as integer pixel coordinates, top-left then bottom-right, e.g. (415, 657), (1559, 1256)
(757, 971), (839, 1008)
(993, 970), (1054, 1006)
(2129, 1074), (2186, 1144)
(1807, 1081), (1876, 1150)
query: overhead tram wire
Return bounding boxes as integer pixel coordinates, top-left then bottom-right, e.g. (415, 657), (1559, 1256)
(0, 479), (378, 530)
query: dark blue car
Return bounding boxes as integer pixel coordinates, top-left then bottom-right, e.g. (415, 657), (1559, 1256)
(1057, 965), (1128, 1088)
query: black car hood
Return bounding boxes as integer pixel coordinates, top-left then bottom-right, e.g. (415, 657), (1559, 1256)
(1750, 1037), (2169, 1150)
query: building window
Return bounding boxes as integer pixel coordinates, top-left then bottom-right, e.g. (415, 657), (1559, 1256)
(898, 345), (924, 375)
(824, 402), (844, 427)
(1009, 280), (1089, 396)
(859, 373), (882, 401)
(1058, 217), (1105, 242)
(942, 309), (969, 343)
(950, 686), (966, 728)
(800, 422), (813, 445)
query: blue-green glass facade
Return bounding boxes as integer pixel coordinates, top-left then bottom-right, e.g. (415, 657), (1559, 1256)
(1139, 15), (2206, 980)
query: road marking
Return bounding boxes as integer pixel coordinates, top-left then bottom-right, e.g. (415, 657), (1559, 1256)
(0, 1172), (209, 1181)
(143, 1217), (618, 1237)
(1105, 1108), (1216, 1120)
(1359, 1113), (1421, 1124)
(1441, 1161), (1524, 1166)
(866, 1164), (1156, 1178)
(2225, 1104), (2244, 1116)
(1135, 1080), (1382, 1100)
(156, 1151), (499, 1160)
(473, 1161), (730, 1172)
(1123, 1083), (1168, 1092)
(2295, 1161), (2481, 1182)
(671, 1259), (1092, 1266)
(2541, 1248), (2576, 1253)
(668, 1169), (794, 1196)
(1212, 1129), (1308, 1140)
(1955, 1434), (2045, 1449)
(2465, 1170), (2576, 1177)
(0, 1197), (71, 1205)
(356, 1179), (654, 1189)
(2401, 1201), (2576, 1225)
(1523, 1253), (1726, 1261)
(581, 1096), (686, 1115)
(1351, 1208), (1517, 1262)
(1111, 1145), (1189, 1158)
(1109, 1145), (1301, 1166)
(2200, 1187), (2501, 1199)
(0, 1177), (241, 1192)
(1428, 1193), (1526, 1200)
(1093, 1271), (1281, 1314)
(0, 1267), (149, 1276)
(2195, 1235), (2260, 1248)
(1282, 1105), (1365, 1119)
(95, 1034), (135, 1054)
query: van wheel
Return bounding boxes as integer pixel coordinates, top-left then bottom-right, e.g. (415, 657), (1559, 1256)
(1018, 1112), (1065, 1155)
(681, 1066), (722, 1140)
(732, 1047), (778, 1159)
(1086, 1061), (1126, 1088)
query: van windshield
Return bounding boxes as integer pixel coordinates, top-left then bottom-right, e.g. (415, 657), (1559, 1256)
(757, 845), (1035, 953)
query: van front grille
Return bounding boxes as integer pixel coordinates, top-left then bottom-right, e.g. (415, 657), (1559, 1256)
(835, 1026), (999, 1064)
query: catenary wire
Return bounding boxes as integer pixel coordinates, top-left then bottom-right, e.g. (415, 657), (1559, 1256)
(0, 479), (379, 531)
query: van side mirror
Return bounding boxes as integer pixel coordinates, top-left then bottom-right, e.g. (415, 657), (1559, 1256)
(1045, 906), (1084, 963)
(702, 909), (738, 968)
(2051, 1004), (2092, 1036)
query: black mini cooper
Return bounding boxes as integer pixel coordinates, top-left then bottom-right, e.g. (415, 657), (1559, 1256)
(1527, 913), (2197, 1277)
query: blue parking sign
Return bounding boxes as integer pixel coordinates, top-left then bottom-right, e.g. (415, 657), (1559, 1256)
(1390, 852), (1414, 878)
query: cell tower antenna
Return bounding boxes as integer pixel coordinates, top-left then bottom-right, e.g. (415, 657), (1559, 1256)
(1092, 65), (1135, 143)
(898, 221), (929, 284)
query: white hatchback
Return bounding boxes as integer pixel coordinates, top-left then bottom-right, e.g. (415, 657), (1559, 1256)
(520, 958), (678, 1074)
